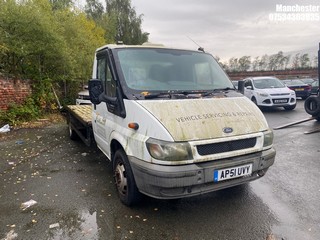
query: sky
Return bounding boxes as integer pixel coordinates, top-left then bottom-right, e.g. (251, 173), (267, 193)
(127, 0), (320, 62)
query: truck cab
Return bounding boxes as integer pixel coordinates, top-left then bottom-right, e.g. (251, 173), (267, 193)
(87, 43), (276, 205)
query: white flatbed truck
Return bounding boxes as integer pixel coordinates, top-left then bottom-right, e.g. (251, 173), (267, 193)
(66, 43), (276, 206)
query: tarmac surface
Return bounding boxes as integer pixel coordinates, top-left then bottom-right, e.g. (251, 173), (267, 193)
(0, 99), (319, 240)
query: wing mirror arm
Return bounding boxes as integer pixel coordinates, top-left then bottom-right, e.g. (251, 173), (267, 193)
(99, 95), (118, 106)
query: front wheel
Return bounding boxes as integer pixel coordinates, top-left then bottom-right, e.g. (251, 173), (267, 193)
(113, 149), (141, 206)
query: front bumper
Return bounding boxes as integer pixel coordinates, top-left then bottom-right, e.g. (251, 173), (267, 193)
(129, 148), (276, 199)
(257, 96), (296, 107)
(76, 98), (91, 105)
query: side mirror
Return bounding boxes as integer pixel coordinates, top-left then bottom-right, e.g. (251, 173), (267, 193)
(88, 79), (103, 105)
(246, 86), (253, 90)
(238, 80), (245, 94)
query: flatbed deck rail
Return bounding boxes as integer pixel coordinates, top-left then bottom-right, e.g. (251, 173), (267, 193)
(65, 105), (94, 146)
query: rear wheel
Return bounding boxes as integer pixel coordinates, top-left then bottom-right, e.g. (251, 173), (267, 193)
(113, 149), (141, 206)
(68, 122), (78, 140)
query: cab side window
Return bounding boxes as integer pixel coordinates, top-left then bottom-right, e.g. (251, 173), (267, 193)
(244, 79), (253, 88)
(97, 58), (106, 88)
(105, 63), (117, 97)
(97, 57), (117, 98)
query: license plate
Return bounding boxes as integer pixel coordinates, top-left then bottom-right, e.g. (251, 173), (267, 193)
(295, 88), (304, 91)
(274, 99), (288, 103)
(214, 164), (252, 182)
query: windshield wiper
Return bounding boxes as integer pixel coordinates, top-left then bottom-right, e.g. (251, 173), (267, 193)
(143, 88), (234, 99)
(215, 87), (234, 91)
(173, 90), (204, 95)
(144, 91), (202, 99)
(201, 88), (234, 97)
(144, 92), (173, 99)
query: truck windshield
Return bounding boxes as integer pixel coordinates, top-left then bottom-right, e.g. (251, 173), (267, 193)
(115, 48), (233, 92)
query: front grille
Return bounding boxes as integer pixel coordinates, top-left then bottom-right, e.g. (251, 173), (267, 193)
(197, 137), (257, 156)
(270, 93), (290, 96)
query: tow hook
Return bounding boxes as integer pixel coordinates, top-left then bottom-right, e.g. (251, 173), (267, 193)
(257, 170), (265, 177)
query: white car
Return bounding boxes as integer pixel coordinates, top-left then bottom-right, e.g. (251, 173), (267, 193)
(76, 85), (91, 105)
(243, 76), (296, 110)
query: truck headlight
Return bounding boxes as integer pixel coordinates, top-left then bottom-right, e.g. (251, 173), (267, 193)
(146, 138), (192, 161)
(263, 129), (273, 148)
(258, 92), (268, 97)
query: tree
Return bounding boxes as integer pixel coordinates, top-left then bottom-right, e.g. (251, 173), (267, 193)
(0, 0), (65, 78)
(105, 0), (148, 44)
(49, 0), (73, 10)
(252, 56), (260, 71)
(259, 55), (269, 71)
(283, 55), (291, 69)
(55, 9), (105, 80)
(291, 53), (300, 69)
(214, 56), (228, 70)
(300, 53), (310, 68)
(0, 0), (106, 110)
(85, 0), (104, 22)
(312, 55), (318, 68)
(224, 51), (317, 72)
(268, 54), (277, 71)
(228, 57), (239, 72)
(274, 51), (284, 70)
(238, 56), (251, 71)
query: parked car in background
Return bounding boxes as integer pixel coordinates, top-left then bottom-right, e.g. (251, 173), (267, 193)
(310, 80), (319, 95)
(243, 76), (296, 110)
(282, 79), (312, 100)
(76, 85), (91, 105)
(299, 78), (316, 85)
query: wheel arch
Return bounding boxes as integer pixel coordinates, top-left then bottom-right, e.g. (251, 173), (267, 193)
(109, 129), (131, 160)
(110, 139), (125, 163)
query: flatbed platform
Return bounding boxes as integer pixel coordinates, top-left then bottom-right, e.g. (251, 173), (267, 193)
(65, 105), (94, 146)
(66, 105), (92, 125)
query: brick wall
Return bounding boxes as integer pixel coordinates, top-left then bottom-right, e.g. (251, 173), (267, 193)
(0, 78), (32, 111)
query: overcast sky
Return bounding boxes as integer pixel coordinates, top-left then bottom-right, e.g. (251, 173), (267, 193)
(129, 0), (320, 62)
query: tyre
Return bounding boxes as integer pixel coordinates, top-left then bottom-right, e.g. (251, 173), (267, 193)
(251, 97), (258, 106)
(68, 122), (78, 140)
(113, 149), (141, 206)
(283, 104), (296, 111)
(304, 96), (320, 116)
